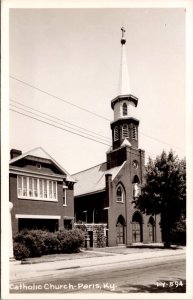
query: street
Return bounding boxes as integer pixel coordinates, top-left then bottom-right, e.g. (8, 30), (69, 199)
(10, 253), (185, 293)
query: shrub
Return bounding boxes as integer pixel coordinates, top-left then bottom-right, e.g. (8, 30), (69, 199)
(41, 231), (60, 255)
(57, 228), (84, 253)
(13, 228), (85, 259)
(13, 242), (30, 260)
(14, 229), (45, 257)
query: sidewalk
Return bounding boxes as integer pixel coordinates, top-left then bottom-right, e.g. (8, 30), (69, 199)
(10, 246), (185, 283)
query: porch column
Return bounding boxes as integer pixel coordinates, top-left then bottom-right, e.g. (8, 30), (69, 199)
(9, 202), (15, 260)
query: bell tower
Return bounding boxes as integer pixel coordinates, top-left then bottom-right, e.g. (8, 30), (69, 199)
(107, 28), (140, 169)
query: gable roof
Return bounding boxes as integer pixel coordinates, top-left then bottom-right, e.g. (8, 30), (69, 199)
(9, 147), (76, 183)
(73, 161), (126, 197)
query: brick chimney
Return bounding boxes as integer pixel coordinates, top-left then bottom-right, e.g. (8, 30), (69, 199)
(10, 149), (22, 159)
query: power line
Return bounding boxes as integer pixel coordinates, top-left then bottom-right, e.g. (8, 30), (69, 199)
(10, 75), (185, 152)
(10, 107), (182, 160)
(9, 104), (111, 144)
(10, 99), (111, 142)
(10, 76), (110, 121)
(139, 131), (184, 151)
(9, 108), (111, 147)
(10, 101), (181, 160)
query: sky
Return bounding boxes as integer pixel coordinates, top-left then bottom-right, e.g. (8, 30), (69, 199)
(9, 7), (186, 174)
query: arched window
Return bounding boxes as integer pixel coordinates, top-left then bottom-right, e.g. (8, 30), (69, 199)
(122, 103), (127, 116)
(132, 175), (141, 199)
(114, 126), (119, 141)
(116, 215), (126, 226)
(133, 125), (137, 140)
(122, 124), (129, 138)
(132, 175), (140, 184)
(148, 216), (155, 242)
(116, 184), (125, 203)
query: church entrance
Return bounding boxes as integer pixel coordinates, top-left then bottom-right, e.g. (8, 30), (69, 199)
(116, 215), (126, 245)
(132, 212), (143, 243)
(148, 216), (155, 242)
(88, 231), (93, 247)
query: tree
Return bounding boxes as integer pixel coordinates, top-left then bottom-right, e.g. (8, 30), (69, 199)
(135, 150), (186, 248)
(170, 215), (186, 245)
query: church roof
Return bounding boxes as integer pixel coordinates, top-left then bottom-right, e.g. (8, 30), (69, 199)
(121, 138), (131, 147)
(9, 147), (76, 183)
(73, 161), (126, 197)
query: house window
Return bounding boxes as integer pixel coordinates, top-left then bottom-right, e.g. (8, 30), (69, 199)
(133, 125), (137, 140)
(63, 185), (68, 206)
(23, 176), (27, 197)
(114, 126), (119, 141)
(64, 219), (72, 230)
(122, 124), (129, 138)
(34, 178), (38, 197)
(17, 176), (22, 197)
(17, 175), (58, 201)
(123, 103), (127, 116)
(49, 180), (53, 198)
(53, 182), (57, 199)
(116, 185), (125, 203)
(43, 179), (47, 198)
(29, 177), (33, 197)
(39, 179), (43, 198)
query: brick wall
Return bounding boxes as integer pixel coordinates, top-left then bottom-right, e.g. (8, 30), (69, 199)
(106, 146), (161, 246)
(10, 174), (74, 233)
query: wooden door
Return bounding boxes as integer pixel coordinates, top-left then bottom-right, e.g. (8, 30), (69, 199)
(132, 222), (141, 243)
(116, 222), (124, 244)
(149, 224), (155, 242)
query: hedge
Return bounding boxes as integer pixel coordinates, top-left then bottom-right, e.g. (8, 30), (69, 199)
(13, 228), (84, 260)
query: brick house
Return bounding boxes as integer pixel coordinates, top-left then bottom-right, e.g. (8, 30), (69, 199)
(9, 147), (76, 234)
(73, 28), (162, 247)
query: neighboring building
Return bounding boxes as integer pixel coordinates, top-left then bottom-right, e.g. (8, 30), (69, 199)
(73, 28), (162, 246)
(9, 147), (76, 234)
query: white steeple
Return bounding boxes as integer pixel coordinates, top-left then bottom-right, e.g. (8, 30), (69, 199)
(110, 28), (139, 152)
(118, 27), (131, 95)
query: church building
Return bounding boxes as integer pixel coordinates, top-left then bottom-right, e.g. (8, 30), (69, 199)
(73, 28), (162, 246)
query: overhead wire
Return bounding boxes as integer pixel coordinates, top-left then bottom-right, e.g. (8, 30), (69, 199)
(9, 108), (111, 147)
(10, 75), (185, 153)
(10, 75), (110, 121)
(10, 99), (111, 142)
(8, 101), (175, 159)
(10, 104), (179, 161)
(9, 104), (111, 144)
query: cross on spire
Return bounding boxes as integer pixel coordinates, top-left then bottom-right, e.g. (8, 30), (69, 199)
(121, 27), (126, 38)
(121, 27), (126, 44)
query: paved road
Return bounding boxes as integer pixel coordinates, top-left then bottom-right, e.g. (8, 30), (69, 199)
(10, 254), (185, 294)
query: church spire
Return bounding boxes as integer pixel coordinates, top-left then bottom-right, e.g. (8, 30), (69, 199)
(109, 27), (139, 152)
(118, 27), (131, 95)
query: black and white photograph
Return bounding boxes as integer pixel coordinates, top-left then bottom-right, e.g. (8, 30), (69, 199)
(1, 0), (193, 299)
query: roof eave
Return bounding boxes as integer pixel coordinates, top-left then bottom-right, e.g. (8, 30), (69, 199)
(9, 146), (76, 183)
(74, 188), (106, 198)
(111, 94), (138, 109)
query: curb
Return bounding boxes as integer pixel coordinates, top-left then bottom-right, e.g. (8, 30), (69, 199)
(10, 250), (185, 283)
(20, 247), (185, 265)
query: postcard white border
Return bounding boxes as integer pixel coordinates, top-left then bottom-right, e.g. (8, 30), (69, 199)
(1, 0), (193, 299)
